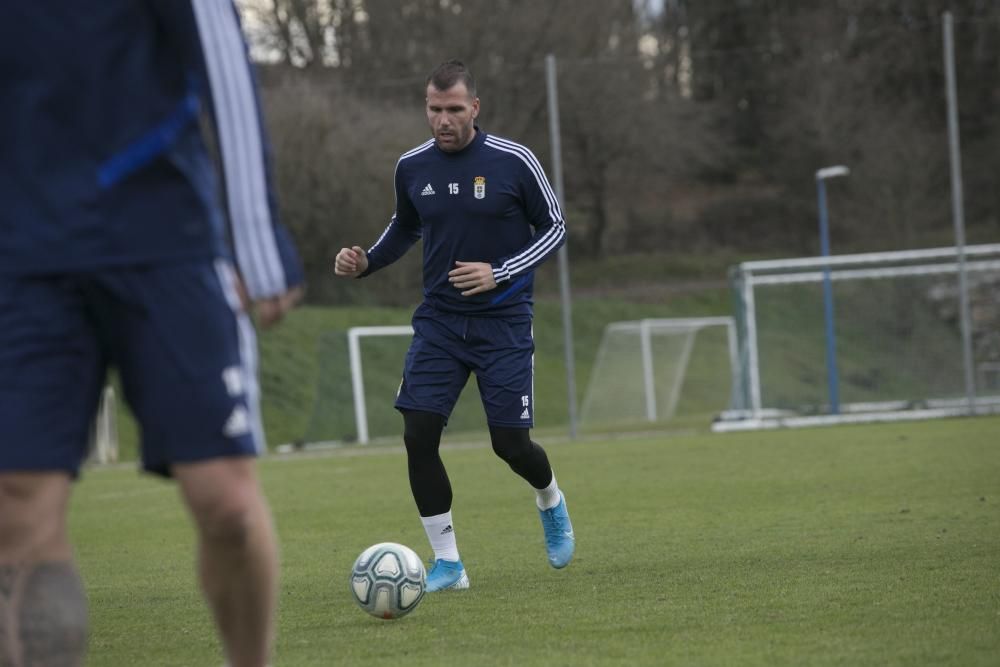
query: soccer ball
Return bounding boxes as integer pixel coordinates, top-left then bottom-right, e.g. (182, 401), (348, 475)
(349, 542), (426, 619)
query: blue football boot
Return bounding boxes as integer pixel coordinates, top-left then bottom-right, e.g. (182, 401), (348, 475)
(425, 558), (470, 592)
(538, 493), (575, 568)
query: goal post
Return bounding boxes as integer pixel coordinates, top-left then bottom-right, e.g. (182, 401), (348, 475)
(579, 317), (743, 431)
(348, 325), (413, 445)
(720, 243), (1000, 430)
(89, 385), (119, 464)
(303, 324), (489, 448)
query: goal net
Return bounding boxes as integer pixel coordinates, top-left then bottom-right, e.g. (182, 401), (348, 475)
(720, 243), (1000, 430)
(579, 317), (742, 432)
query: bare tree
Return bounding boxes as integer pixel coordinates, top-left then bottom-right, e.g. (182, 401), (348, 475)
(259, 68), (427, 304)
(241, 0), (1000, 296)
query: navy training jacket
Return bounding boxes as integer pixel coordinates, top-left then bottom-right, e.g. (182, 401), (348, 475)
(0, 0), (302, 299)
(362, 129), (566, 316)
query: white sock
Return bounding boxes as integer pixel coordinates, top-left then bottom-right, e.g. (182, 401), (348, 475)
(535, 473), (562, 510)
(420, 511), (460, 562)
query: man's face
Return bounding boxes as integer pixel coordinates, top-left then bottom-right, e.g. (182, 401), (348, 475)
(426, 82), (479, 152)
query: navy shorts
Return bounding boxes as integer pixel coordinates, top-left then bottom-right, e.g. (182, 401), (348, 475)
(0, 259), (263, 477)
(395, 303), (535, 428)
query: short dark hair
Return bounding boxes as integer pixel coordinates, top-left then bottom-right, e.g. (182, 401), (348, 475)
(426, 59), (476, 97)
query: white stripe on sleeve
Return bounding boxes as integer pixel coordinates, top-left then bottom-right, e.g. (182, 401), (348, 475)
(192, 0), (286, 298)
(483, 136), (566, 278)
(484, 136), (563, 223)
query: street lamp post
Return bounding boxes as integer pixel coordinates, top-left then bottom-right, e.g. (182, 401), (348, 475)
(815, 165), (850, 415)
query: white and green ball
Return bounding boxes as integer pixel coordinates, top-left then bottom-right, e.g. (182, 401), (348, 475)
(349, 542), (426, 619)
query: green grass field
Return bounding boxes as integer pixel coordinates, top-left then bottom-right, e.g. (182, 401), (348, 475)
(71, 416), (1000, 666)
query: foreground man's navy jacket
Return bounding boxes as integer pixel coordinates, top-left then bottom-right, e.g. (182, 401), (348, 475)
(0, 0), (302, 298)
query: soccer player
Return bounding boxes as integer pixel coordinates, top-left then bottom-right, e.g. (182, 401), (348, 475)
(334, 60), (575, 592)
(0, 3), (303, 666)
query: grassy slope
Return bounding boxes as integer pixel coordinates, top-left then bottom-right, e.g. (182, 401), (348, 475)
(269, 288), (736, 444)
(754, 281), (969, 410)
(111, 288), (737, 458)
(108, 270), (980, 456)
(71, 416), (1000, 666)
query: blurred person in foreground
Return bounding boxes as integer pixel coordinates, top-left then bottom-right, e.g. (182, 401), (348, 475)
(0, 2), (304, 666)
(333, 59), (575, 592)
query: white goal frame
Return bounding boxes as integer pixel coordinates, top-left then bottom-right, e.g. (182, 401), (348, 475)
(90, 385), (119, 464)
(348, 325), (413, 444)
(580, 317), (742, 425)
(720, 243), (1000, 431)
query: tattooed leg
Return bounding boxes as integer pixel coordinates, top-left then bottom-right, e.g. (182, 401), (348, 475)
(0, 562), (88, 667)
(0, 473), (86, 667)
